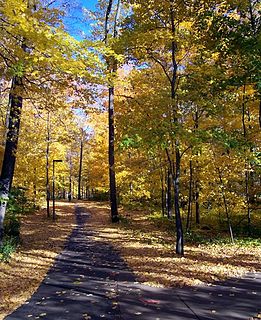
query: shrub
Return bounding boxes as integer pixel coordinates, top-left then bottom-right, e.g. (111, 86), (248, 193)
(7, 187), (35, 214)
(4, 213), (20, 240)
(0, 237), (17, 262)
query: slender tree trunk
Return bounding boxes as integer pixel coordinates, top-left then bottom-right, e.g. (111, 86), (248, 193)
(4, 94), (11, 141)
(160, 168), (165, 216)
(105, 0), (121, 223)
(195, 178), (200, 224)
(174, 147), (184, 254)
(246, 171), (251, 235)
(242, 84), (251, 235)
(167, 168), (172, 219)
(248, 0), (256, 33)
(186, 160), (193, 231)
(68, 154), (72, 201)
(194, 111), (200, 225)
(52, 160), (55, 221)
(108, 86), (119, 222)
(0, 76), (23, 244)
(46, 111), (50, 217)
(165, 168), (168, 213)
(170, 0), (184, 255)
(78, 138), (83, 200)
(33, 167), (37, 208)
(62, 176), (66, 199)
(217, 167), (234, 243)
(242, 85), (247, 137)
(165, 150), (173, 219)
(259, 100), (261, 128)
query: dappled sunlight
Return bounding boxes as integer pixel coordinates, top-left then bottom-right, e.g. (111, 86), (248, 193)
(0, 203), (76, 319)
(1, 201), (260, 319)
(82, 201), (261, 288)
(0, 201), (260, 320)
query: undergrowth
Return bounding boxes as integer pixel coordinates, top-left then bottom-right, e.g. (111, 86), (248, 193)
(0, 187), (36, 262)
(0, 237), (18, 262)
(147, 211), (261, 247)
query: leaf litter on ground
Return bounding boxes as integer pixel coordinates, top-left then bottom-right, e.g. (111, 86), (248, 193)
(83, 202), (261, 288)
(0, 202), (76, 320)
(0, 200), (260, 319)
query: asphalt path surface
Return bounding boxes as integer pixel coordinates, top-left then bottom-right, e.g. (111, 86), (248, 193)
(5, 206), (261, 320)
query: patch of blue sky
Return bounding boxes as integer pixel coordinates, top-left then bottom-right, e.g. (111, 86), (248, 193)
(60, 0), (98, 40)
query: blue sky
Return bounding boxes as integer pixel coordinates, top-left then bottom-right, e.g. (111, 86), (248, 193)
(63, 0), (98, 39)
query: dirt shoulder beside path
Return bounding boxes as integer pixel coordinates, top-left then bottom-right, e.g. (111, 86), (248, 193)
(82, 201), (261, 288)
(0, 202), (76, 320)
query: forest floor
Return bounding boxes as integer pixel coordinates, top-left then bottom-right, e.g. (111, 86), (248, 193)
(83, 201), (261, 288)
(0, 202), (76, 319)
(0, 200), (260, 319)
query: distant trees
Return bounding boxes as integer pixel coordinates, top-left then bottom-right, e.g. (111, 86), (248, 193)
(0, 0), (259, 254)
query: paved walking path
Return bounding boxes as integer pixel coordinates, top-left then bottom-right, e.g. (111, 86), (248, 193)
(5, 206), (261, 320)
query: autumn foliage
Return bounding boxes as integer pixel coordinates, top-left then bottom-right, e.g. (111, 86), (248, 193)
(0, 0), (260, 252)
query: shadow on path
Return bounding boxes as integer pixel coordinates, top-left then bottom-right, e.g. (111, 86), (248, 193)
(5, 207), (261, 320)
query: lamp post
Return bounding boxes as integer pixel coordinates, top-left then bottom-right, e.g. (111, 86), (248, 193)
(52, 159), (63, 221)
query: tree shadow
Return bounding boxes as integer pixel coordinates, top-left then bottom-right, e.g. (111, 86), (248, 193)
(5, 204), (261, 320)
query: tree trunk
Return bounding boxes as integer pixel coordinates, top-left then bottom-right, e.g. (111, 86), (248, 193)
(81, 183), (84, 200)
(68, 154), (72, 201)
(259, 100), (261, 129)
(0, 76), (23, 244)
(160, 168), (165, 216)
(194, 111), (200, 225)
(245, 171), (251, 236)
(167, 168), (172, 219)
(195, 178), (200, 225)
(242, 84), (251, 235)
(33, 167), (37, 208)
(62, 176), (66, 199)
(46, 111), (50, 217)
(170, 0), (184, 255)
(78, 138), (83, 200)
(186, 160), (193, 231)
(105, 0), (120, 223)
(173, 147), (184, 254)
(217, 167), (234, 243)
(108, 86), (119, 222)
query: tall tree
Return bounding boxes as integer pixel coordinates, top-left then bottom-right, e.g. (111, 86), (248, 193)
(0, 75), (23, 243)
(46, 111), (51, 218)
(104, 0), (121, 222)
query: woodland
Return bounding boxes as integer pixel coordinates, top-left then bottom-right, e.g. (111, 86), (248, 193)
(0, 0), (260, 282)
